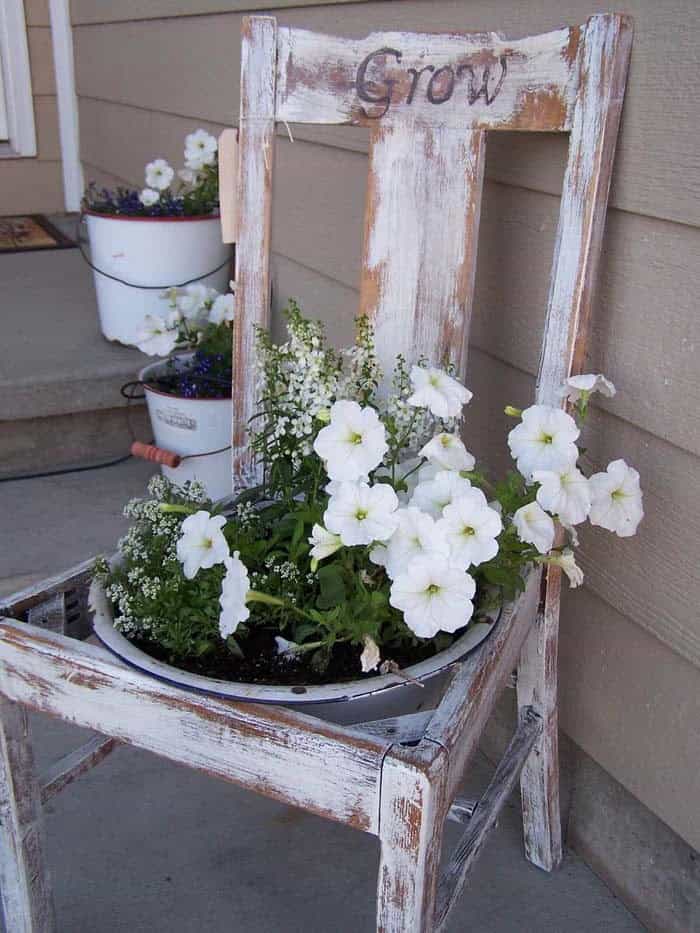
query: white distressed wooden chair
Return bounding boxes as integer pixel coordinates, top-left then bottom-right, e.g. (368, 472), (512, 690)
(0, 13), (631, 932)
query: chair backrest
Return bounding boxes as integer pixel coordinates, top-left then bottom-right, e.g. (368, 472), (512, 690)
(232, 13), (632, 488)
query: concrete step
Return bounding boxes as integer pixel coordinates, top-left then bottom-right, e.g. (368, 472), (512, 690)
(0, 241), (152, 478)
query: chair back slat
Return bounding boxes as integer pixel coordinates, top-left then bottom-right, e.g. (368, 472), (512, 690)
(233, 13), (632, 490)
(276, 25), (581, 132)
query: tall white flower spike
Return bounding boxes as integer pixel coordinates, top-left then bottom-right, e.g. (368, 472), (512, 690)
(144, 158), (174, 191)
(507, 404), (580, 480)
(589, 459), (643, 537)
(564, 373), (616, 402)
(533, 466), (592, 526)
(134, 314), (179, 357)
(370, 506), (449, 580)
(407, 365), (472, 419)
(513, 502), (556, 554)
(437, 487), (503, 569)
(410, 469), (472, 520)
(390, 555), (476, 638)
(324, 481), (399, 547)
(219, 552), (250, 638)
(176, 511), (229, 580)
(419, 433), (476, 473)
(313, 400), (388, 482)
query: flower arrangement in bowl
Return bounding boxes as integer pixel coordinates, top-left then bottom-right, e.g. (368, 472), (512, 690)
(93, 306), (643, 718)
(82, 129), (231, 345)
(130, 284), (236, 501)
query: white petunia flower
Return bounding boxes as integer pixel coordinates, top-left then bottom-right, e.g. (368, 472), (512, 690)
(410, 469), (473, 519)
(135, 314), (179, 356)
(437, 487), (502, 569)
(313, 400), (388, 482)
(184, 129), (218, 170)
(564, 373), (616, 402)
(390, 555), (476, 638)
(507, 404), (580, 480)
(208, 293), (235, 325)
(324, 481), (398, 547)
(176, 510), (229, 579)
(370, 507), (449, 580)
(178, 167), (200, 186)
(360, 635), (381, 673)
(308, 524), (342, 567)
(407, 366), (473, 419)
(219, 551), (250, 638)
(513, 502), (556, 554)
(419, 433), (476, 473)
(139, 187), (160, 207)
(546, 548), (584, 588)
(533, 466), (591, 527)
(144, 158), (174, 191)
(588, 459), (643, 537)
(175, 283), (211, 320)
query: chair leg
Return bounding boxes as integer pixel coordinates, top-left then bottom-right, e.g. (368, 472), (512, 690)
(376, 748), (446, 933)
(0, 698), (55, 932)
(516, 568), (563, 872)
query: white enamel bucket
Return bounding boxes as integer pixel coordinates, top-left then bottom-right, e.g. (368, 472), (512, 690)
(86, 212), (230, 346)
(139, 355), (233, 502)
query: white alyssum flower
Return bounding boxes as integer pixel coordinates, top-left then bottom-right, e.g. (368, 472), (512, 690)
(360, 635), (381, 673)
(135, 314), (178, 356)
(308, 524), (342, 567)
(533, 466), (591, 526)
(564, 373), (616, 402)
(390, 555), (476, 638)
(144, 158), (174, 191)
(324, 481), (398, 547)
(507, 404), (580, 480)
(218, 552), (250, 638)
(410, 469), (473, 519)
(184, 129), (218, 170)
(370, 507), (449, 580)
(313, 400), (388, 482)
(588, 459), (643, 537)
(176, 510), (229, 579)
(545, 548), (584, 588)
(419, 433), (476, 473)
(407, 366), (473, 419)
(513, 502), (556, 555)
(139, 187), (160, 207)
(437, 487), (502, 569)
(208, 293), (235, 325)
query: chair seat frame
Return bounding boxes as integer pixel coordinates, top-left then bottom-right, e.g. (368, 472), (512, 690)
(0, 12), (631, 931)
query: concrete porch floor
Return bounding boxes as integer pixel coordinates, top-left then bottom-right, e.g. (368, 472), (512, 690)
(0, 239), (645, 931)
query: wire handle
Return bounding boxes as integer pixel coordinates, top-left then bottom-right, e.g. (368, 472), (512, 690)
(77, 212), (231, 290)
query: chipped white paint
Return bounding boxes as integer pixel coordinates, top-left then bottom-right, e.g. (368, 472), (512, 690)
(276, 26), (579, 131)
(232, 16), (277, 491)
(0, 620), (389, 834)
(0, 14), (633, 929)
(362, 123), (484, 383)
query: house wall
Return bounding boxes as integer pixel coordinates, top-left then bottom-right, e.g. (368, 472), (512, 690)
(70, 0), (700, 923)
(0, 0), (65, 213)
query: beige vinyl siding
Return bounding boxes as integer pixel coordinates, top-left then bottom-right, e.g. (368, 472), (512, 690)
(0, 0), (64, 213)
(72, 0), (700, 853)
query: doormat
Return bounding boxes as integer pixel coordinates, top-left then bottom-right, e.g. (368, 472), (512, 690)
(0, 215), (77, 254)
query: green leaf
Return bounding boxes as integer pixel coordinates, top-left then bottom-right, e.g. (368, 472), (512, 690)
(316, 563), (346, 610)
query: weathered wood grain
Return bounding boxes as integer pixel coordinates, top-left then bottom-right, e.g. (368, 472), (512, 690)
(426, 567), (541, 800)
(0, 620), (389, 833)
(0, 698), (55, 932)
(360, 122), (484, 382)
(232, 15), (277, 491)
(377, 743), (448, 933)
(447, 796), (478, 824)
(217, 128), (239, 244)
(435, 707), (543, 930)
(276, 25), (578, 131)
(0, 557), (96, 618)
(355, 710), (433, 744)
(40, 735), (119, 805)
